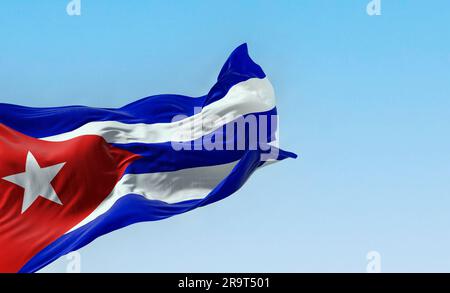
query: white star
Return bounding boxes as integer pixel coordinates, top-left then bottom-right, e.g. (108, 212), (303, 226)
(2, 151), (66, 213)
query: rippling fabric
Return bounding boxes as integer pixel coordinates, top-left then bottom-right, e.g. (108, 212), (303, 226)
(0, 44), (296, 273)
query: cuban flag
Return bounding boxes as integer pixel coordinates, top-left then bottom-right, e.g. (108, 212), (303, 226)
(0, 44), (296, 273)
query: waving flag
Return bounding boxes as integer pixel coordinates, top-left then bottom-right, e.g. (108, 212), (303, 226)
(0, 44), (296, 273)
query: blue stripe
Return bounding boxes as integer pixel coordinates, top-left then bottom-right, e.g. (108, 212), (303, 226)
(0, 44), (265, 138)
(19, 149), (295, 273)
(117, 108), (278, 174)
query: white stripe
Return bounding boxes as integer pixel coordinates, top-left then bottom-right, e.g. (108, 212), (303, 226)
(42, 78), (275, 144)
(67, 160), (238, 232)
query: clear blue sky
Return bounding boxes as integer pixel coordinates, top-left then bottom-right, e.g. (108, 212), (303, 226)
(1, 0), (450, 272)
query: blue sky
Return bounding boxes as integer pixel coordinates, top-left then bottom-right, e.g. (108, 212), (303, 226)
(1, 0), (450, 272)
